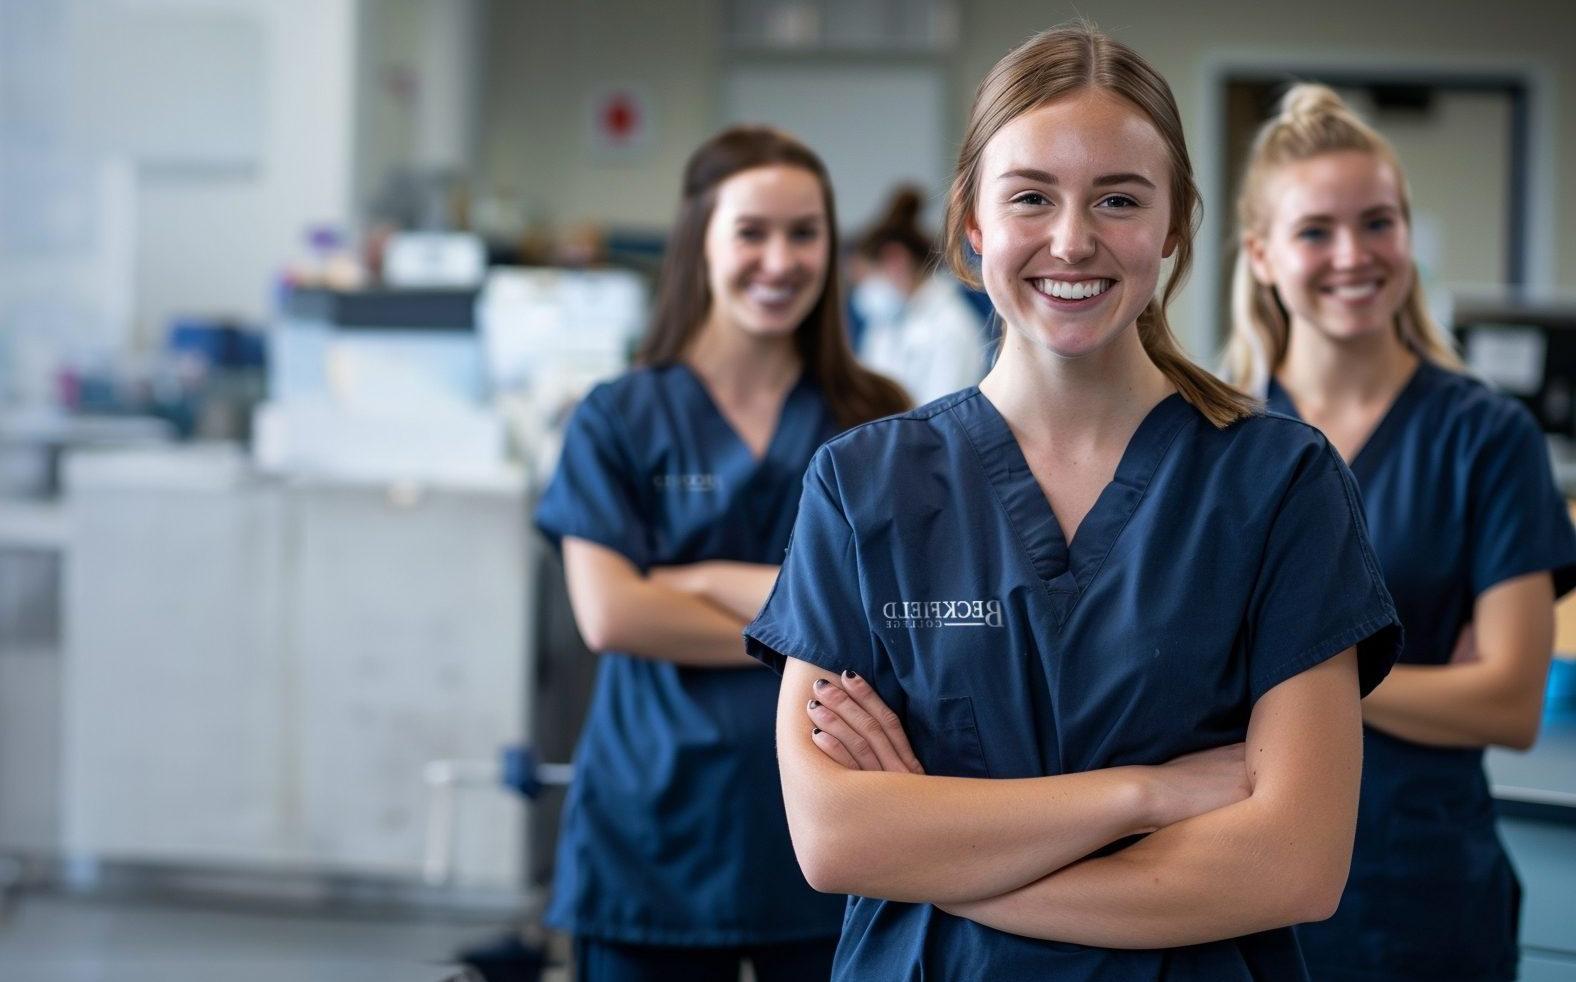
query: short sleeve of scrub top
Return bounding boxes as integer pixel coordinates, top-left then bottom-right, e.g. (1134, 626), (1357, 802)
(1468, 398), (1576, 597)
(535, 385), (651, 568)
(745, 447), (879, 681)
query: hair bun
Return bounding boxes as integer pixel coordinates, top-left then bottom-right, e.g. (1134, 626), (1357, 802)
(1278, 82), (1345, 122)
(877, 185), (925, 231)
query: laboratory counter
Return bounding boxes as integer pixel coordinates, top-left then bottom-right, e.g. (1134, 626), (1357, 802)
(1490, 706), (1576, 822)
(1487, 703), (1576, 977)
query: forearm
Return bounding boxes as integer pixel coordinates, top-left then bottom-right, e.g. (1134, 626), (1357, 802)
(608, 580), (756, 666)
(661, 561), (780, 622)
(563, 542), (755, 668)
(1362, 661), (1547, 750)
(782, 736), (1157, 903)
(1366, 572), (1556, 750)
(942, 794), (1337, 947)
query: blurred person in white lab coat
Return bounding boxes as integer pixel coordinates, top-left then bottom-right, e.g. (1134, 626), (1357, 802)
(850, 186), (989, 405)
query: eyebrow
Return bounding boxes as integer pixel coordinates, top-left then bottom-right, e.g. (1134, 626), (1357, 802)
(733, 213), (825, 224)
(996, 168), (1157, 190)
(1293, 204), (1402, 224)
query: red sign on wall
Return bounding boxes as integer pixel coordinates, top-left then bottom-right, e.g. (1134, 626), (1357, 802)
(588, 86), (653, 156)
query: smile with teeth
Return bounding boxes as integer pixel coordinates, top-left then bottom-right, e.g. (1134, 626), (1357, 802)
(1035, 278), (1113, 301)
(1321, 280), (1381, 300)
(747, 283), (799, 306)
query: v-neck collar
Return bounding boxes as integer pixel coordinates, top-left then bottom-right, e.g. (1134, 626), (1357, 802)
(953, 388), (1192, 619)
(673, 361), (811, 466)
(1266, 360), (1434, 483)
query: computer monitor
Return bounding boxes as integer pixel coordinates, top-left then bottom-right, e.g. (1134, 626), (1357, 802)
(1454, 301), (1576, 438)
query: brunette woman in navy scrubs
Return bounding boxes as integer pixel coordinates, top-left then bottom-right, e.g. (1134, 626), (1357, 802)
(1225, 84), (1576, 982)
(534, 127), (908, 981)
(743, 25), (1403, 981)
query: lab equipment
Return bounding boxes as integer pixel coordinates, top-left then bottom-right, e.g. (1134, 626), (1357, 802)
(1455, 299), (1576, 438)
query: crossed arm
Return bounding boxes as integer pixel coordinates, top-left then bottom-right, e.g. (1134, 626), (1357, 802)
(777, 650), (1363, 947)
(561, 537), (778, 667)
(1361, 571), (1554, 750)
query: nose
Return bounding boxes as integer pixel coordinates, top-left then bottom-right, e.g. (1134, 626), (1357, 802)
(1331, 225), (1368, 268)
(762, 232), (798, 276)
(1048, 207), (1096, 265)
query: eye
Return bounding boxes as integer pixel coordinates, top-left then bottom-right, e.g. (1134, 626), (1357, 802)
(1096, 194), (1139, 209)
(790, 224), (823, 243)
(1009, 191), (1050, 207)
(1295, 226), (1329, 243)
(1366, 215), (1395, 233)
(736, 226), (767, 242)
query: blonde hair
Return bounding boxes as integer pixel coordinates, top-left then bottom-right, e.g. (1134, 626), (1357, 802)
(1224, 83), (1463, 395)
(943, 22), (1255, 428)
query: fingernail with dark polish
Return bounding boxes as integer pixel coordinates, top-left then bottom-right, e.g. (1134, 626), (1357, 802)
(814, 678), (827, 689)
(843, 669), (860, 681)
(808, 700), (821, 709)
(812, 727), (822, 735)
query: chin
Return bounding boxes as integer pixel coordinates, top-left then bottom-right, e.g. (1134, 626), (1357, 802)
(1323, 318), (1395, 344)
(740, 317), (805, 339)
(1019, 317), (1126, 360)
(1027, 332), (1109, 361)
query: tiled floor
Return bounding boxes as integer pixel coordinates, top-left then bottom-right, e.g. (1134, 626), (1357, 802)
(0, 892), (560, 982)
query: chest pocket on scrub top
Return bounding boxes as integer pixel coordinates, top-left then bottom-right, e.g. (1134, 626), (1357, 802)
(909, 695), (990, 777)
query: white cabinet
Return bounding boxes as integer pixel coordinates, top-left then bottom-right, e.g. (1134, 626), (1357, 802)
(63, 454), (289, 865)
(286, 482), (529, 886)
(60, 447), (532, 891)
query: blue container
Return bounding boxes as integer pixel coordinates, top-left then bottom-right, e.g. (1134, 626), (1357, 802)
(1548, 657), (1576, 714)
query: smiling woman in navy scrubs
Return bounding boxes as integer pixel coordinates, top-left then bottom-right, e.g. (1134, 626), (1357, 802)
(534, 127), (908, 981)
(1224, 84), (1576, 982)
(742, 25), (1403, 982)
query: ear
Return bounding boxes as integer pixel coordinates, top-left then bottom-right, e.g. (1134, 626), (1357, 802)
(1243, 233), (1273, 285)
(1162, 230), (1180, 260)
(965, 213), (983, 256)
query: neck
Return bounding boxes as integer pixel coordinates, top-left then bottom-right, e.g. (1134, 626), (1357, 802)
(683, 312), (802, 400)
(1276, 319), (1417, 409)
(980, 320), (1174, 448)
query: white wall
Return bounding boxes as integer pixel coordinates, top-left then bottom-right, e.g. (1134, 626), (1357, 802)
(1, 0), (362, 388)
(123, 0), (361, 345)
(478, 0), (723, 232)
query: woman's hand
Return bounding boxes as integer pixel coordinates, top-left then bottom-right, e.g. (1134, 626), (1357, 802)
(1141, 743), (1251, 831)
(804, 671), (925, 774)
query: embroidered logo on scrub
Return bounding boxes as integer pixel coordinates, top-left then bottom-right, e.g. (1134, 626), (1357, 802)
(653, 473), (720, 492)
(881, 600), (1004, 629)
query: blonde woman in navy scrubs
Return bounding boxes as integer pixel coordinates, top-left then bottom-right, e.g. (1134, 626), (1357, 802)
(743, 25), (1403, 981)
(1225, 84), (1576, 982)
(534, 127), (908, 980)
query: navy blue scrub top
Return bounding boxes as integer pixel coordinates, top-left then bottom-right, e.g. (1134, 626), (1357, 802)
(1271, 362), (1576, 982)
(745, 388), (1402, 981)
(533, 363), (848, 945)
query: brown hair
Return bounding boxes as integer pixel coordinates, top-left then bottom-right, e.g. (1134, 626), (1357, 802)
(1224, 83), (1463, 395)
(942, 22), (1255, 428)
(637, 126), (910, 428)
(857, 184), (935, 267)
